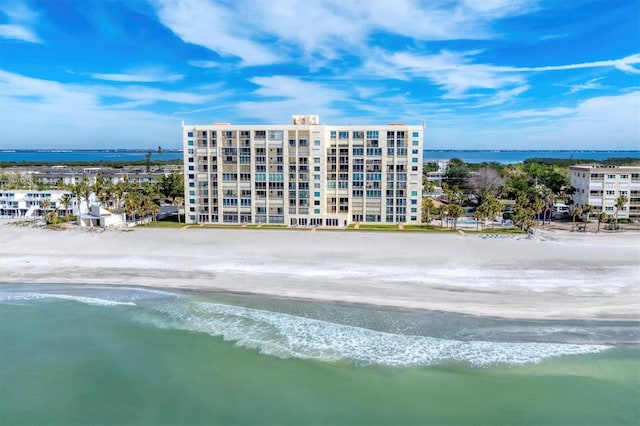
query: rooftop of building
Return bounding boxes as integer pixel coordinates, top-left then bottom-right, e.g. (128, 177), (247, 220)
(569, 164), (640, 171)
(183, 114), (424, 129)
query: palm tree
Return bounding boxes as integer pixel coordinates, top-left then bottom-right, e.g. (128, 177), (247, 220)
(39, 199), (51, 219)
(59, 193), (72, 218)
(582, 205), (593, 230)
(596, 212), (608, 233)
(172, 196), (184, 224)
(124, 193), (139, 224)
(571, 206), (583, 231)
(447, 204), (465, 230)
(613, 195), (628, 228)
(70, 182), (84, 217)
(422, 197), (434, 224)
(45, 207), (60, 225)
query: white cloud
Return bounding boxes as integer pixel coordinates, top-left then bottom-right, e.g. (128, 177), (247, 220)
(188, 60), (218, 68)
(151, 0), (282, 66)
(0, 23), (40, 42)
(501, 106), (575, 119)
(89, 70), (184, 83)
(151, 0), (538, 67)
(514, 53), (640, 74)
(368, 50), (526, 97)
(0, 70), (222, 148)
(470, 85), (530, 107)
(363, 50), (640, 102)
(0, 0), (41, 43)
(227, 76), (348, 123)
(430, 92), (640, 149)
(560, 77), (606, 94)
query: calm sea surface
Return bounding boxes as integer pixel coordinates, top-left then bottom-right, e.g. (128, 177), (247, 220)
(422, 150), (640, 164)
(1, 284), (638, 425)
(0, 150), (638, 164)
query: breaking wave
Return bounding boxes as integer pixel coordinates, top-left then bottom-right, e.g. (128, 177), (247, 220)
(0, 291), (136, 307)
(0, 286), (612, 367)
(153, 300), (608, 367)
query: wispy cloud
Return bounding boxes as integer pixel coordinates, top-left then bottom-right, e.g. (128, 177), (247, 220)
(364, 51), (640, 101)
(0, 0), (41, 43)
(432, 92), (640, 149)
(151, 0), (282, 66)
(150, 0), (537, 67)
(89, 70), (184, 83)
(514, 53), (640, 74)
(188, 60), (218, 68)
(558, 77), (606, 94)
(224, 76), (349, 123)
(0, 71), (179, 148)
(501, 106), (575, 119)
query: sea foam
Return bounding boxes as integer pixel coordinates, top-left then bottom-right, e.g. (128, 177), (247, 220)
(0, 292), (136, 307)
(155, 301), (608, 367)
(0, 287), (612, 367)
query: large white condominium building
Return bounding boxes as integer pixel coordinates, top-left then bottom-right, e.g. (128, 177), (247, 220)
(183, 115), (424, 226)
(570, 165), (640, 220)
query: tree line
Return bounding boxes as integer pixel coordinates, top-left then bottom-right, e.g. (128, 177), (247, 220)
(423, 158), (631, 232)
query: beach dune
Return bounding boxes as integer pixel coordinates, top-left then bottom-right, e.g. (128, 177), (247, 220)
(1, 224), (638, 320)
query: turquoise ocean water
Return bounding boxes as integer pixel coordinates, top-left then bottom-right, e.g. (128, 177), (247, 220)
(1, 284), (638, 425)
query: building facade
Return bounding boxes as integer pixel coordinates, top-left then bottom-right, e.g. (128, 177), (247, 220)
(183, 115), (424, 226)
(570, 165), (640, 220)
(0, 190), (75, 218)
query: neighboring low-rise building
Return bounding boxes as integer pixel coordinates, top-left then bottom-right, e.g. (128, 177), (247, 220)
(570, 165), (640, 220)
(182, 115), (424, 226)
(0, 190), (76, 218)
(3, 164), (181, 187)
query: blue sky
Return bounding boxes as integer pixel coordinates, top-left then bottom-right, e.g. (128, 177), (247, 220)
(0, 0), (638, 150)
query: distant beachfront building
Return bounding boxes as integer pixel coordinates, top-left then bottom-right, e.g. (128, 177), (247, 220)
(4, 165), (180, 187)
(0, 190), (75, 218)
(182, 115), (424, 226)
(570, 165), (640, 220)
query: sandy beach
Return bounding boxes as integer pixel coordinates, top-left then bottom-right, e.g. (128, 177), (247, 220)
(1, 222), (638, 321)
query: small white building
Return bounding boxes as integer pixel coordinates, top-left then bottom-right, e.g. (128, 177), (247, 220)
(78, 204), (125, 228)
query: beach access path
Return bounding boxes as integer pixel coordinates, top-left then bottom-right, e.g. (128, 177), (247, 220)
(1, 223), (638, 321)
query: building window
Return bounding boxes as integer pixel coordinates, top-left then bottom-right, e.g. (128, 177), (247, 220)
(187, 132), (194, 137)
(268, 130), (283, 139)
